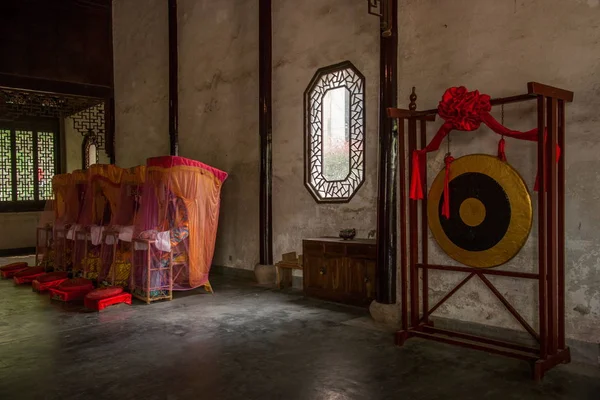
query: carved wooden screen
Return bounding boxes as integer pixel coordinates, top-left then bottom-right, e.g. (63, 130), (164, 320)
(0, 119), (60, 211)
(304, 61), (366, 203)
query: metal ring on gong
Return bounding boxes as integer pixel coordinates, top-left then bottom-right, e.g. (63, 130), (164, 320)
(428, 154), (533, 268)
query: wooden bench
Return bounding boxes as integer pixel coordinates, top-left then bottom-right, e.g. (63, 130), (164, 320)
(275, 252), (303, 289)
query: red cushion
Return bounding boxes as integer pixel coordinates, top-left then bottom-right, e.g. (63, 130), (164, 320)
(0, 262), (28, 272)
(13, 266), (45, 278)
(84, 292), (132, 311)
(85, 286), (124, 300)
(58, 278), (94, 292)
(36, 272), (69, 283)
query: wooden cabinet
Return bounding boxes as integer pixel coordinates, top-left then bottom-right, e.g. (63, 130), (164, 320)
(303, 238), (376, 307)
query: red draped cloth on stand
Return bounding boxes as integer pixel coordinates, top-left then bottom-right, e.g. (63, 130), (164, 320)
(410, 86), (560, 218)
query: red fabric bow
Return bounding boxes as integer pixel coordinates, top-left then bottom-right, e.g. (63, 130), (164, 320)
(438, 87), (491, 131)
(410, 86), (560, 202)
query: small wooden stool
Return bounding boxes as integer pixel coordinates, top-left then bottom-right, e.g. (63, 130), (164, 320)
(275, 252), (303, 289)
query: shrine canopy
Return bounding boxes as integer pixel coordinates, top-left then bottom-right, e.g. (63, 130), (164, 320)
(70, 169), (89, 226)
(71, 165), (122, 276)
(77, 164), (124, 228)
(99, 165), (145, 283)
(46, 173), (70, 229)
(132, 156), (228, 291)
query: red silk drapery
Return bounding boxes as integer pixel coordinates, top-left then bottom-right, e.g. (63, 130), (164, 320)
(410, 87), (560, 207)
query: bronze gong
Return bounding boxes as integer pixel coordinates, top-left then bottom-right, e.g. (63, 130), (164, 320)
(428, 154), (533, 268)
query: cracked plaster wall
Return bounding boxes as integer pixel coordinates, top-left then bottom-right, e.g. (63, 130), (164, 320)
(272, 0), (379, 263)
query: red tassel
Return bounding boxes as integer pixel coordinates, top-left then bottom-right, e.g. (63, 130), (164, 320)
(497, 138), (507, 162)
(410, 151), (423, 200)
(442, 155), (454, 219)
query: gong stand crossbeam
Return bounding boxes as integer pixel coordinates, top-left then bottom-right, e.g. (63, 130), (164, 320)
(417, 264), (539, 280)
(419, 268), (540, 343)
(478, 273), (540, 342)
(389, 82), (574, 381)
(425, 272), (475, 316)
(421, 325), (537, 354)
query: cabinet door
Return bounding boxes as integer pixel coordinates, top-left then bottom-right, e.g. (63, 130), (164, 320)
(303, 254), (327, 290)
(346, 258), (376, 303)
(324, 256), (346, 293)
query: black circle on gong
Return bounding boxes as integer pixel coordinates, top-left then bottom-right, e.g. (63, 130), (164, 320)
(438, 172), (511, 252)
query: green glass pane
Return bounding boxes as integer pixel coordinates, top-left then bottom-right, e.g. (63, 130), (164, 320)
(0, 129), (12, 201)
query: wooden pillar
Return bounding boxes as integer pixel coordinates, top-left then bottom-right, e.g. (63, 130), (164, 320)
(168, 0), (179, 156)
(259, 0), (273, 265)
(107, 0), (116, 164)
(375, 0), (398, 304)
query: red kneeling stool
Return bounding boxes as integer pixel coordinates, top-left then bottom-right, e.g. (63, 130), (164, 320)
(49, 278), (95, 302)
(13, 266), (46, 284)
(0, 262), (29, 279)
(84, 286), (132, 311)
(32, 272), (69, 292)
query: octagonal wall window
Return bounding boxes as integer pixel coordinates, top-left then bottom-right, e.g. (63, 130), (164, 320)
(304, 61), (366, 203)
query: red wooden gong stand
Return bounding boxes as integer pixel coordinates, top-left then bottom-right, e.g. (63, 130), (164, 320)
(387, 82), (574, 381)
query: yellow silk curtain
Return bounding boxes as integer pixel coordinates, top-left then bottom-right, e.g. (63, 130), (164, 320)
(148, 165), (224, 288)
(89, 164), (123, 224)
(51, 173), (71, 222)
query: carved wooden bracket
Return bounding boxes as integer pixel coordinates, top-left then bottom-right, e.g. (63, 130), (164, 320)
(367, 0), (393, 37)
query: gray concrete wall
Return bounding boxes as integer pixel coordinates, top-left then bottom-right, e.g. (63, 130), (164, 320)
(113, 0), (169, 168)
(398, 0), (600, 344)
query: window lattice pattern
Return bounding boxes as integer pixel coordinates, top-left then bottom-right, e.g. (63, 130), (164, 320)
(38, 132), (55, 200)
(306, 63), (365, 202)
(0, 130), (12, 201)
(15, 131), (35, 201)
(0, 88), (103, 120)
(0, 122), (58, 208)
(71, 103), (105, 151)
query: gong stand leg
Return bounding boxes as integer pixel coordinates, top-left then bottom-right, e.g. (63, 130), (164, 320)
(408, 119), (419, 328)
(547, 97), (559, 357)
(557, 99), (566, 350)
(398, 117), (409, 333)
(420, 119), (430, 325)
(534, 93), (571, 381)
(536, 95), (548, 362)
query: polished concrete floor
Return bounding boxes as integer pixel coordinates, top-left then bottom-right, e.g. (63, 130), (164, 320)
(0, 261), (599, 399)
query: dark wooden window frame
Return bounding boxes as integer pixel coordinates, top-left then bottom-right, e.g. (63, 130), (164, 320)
(0, 117), (61, 212)
(304, 60), (366, 204)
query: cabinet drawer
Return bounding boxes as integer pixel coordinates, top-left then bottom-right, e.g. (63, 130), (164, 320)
(324, 243), (346, 256)
(303, 242), (324, 255)
(346, 244), (376, 259)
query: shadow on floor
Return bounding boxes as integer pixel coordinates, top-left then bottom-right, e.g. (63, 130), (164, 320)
(0, 272), (598, 400)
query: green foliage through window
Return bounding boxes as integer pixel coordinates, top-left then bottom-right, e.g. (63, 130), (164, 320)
(0, 120), (58, 210)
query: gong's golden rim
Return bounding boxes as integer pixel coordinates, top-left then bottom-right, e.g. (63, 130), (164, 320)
(427, 154), (533, 268)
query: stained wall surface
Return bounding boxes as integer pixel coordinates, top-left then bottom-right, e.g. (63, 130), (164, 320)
(112, 0), (170, 168)
(272, 0), (380, 262)
(398, 0), (600, 345)
(177, 0), (260, 269)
